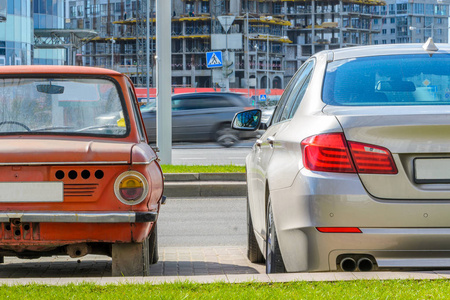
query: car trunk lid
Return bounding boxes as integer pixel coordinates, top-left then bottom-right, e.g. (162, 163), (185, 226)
(324, 105), (450, 200)
(0, 138), (133, 164)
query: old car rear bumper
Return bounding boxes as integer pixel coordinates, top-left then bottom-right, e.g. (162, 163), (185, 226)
(0, 211), (158, 223)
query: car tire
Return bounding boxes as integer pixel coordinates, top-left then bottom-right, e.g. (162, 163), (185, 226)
(266, 196), (286, 274)
(149, 223), (159, 264)
(216, 124), (239, 148)
(247, 199), (264, 263)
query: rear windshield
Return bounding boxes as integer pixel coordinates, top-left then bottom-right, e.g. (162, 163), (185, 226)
(323, 54), (450, 106)
(0, 77), (128, 136)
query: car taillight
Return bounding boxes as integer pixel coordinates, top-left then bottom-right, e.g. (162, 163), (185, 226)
(114, 171), (149, 205)
(316, 227), (362, 233)
(348, 141), (398, 174)
(301, 133), (397, 174)
(301, 133), (356, 173)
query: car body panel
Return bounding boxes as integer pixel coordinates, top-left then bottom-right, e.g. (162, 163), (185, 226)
(0, 66), (163, 258)
(325, 106), (450, 199)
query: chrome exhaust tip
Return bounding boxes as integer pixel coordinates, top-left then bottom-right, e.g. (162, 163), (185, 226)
(340, 257), (357, 272)
(357, 257), (374, 272)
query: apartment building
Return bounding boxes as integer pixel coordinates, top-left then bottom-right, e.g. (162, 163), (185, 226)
(65, 0), (385, 88)
(372, 0), (449, 45)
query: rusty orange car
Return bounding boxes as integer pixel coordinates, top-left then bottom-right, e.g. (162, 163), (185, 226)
(0, 66), (164, 276)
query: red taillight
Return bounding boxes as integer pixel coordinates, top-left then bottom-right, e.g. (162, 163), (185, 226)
(301, 133), (397, 174)
(348, 141), (398, 174)
(301, 133), (356, 173)
(316, 227), (362, 233)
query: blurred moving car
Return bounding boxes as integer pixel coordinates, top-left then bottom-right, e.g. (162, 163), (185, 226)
(0, 66), (164, 276)
(233, 39), (450, 273)
(141, 92), (256, 147)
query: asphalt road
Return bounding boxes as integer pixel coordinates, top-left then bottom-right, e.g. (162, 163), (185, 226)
(158, 197), (247, 247)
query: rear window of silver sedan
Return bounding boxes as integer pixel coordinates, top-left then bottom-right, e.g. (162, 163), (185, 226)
(322, 54), (450, 106)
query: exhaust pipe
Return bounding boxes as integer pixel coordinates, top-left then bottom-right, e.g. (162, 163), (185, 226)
(340, 257), (357, 272)
(67, 243), (91, 258)
(357, 257), (374, 272)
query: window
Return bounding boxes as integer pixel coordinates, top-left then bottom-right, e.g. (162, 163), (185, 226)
(77, 5), (83, 17)
(391, 39), (395, 43)
(416, 17), (421, 23)
(278, 61), (314, 122)
(389, 4), (395, 14)
(374, 19), (378, 25)
(382, 18), (387, 24)
(382, 40), (387, 44)
(390, 18), (395, 24)
(391, 28), (395, 34)
(323, 54), (450, 106)
(127, 83), (145, 142)
(382, 29), (387, 34)
(0, 77), (127, 136)
(271, 59), (315, 124)
(413, 3), (424, 14)
(397, 3), (408, 14)
(374, 40), (379, 45)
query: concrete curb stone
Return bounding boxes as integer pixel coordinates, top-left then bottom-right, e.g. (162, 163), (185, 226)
(164, 173), (247, 197)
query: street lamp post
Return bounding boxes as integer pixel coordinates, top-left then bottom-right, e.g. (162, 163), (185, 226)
(110, 38), (115, 69)
(254, 44), (258, 102)
(266, 32), (269, 93)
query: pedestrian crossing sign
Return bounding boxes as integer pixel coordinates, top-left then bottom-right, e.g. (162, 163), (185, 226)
(206, 51), (223, 68)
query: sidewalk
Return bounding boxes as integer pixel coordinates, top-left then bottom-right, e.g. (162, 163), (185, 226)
(0, 246), (449, 285)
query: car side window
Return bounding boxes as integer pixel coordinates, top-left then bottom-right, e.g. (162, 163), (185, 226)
(279, 61), (314, 122)
(271, 59), (314, 124)
(126, 82), (146, 142)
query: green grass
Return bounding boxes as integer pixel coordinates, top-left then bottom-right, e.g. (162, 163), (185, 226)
(0, 280), (449, 299)
(161, 164), (245, 173)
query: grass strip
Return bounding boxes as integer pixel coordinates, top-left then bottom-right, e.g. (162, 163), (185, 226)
(161, 164), (245, 173)
(0, 280), (449, 300)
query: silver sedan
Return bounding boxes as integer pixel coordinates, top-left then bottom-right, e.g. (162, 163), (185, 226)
(233, 39), (450, 273)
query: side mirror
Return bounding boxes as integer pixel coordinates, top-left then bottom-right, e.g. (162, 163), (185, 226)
(232, 109), (262, 131)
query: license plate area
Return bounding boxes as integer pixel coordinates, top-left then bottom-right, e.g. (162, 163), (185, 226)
(0, 182), (63, 202)
(414, 158), (450, 184)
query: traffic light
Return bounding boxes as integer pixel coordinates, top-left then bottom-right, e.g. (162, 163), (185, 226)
(222, 60), (234, 77)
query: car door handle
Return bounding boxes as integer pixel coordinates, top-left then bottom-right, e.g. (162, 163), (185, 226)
(267, 136), (275, 145)
(255, 139), (263, 147)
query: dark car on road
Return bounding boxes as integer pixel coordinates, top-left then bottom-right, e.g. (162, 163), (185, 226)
(140, 92), (255, 147)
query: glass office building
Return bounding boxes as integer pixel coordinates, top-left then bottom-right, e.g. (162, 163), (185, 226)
(33, 0), (65, 65)
(0, 0), (65, 66)
(0, 0), (32, 65)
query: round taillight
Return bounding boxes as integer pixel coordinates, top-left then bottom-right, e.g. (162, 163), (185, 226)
(114, 171), (149, 205)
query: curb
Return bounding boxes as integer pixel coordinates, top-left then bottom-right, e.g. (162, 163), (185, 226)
(1, 271), (447, 285)
(164, 173), (246, 197)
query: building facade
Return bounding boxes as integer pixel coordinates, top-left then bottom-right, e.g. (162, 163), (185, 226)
(64, 0), (385, 89)
(0, 0), (32, 65)
(372, 0), (449, 45)
(33, 0), (66, 65)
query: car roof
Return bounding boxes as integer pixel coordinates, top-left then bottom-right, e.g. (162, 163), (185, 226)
(322, 42), (450, 62)
(0, 65), (122, 76)
(173, 92), (244, 98)
(173, 92), (242, 97)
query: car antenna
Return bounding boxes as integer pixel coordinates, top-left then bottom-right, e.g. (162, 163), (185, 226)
(422, 37), (438, 52)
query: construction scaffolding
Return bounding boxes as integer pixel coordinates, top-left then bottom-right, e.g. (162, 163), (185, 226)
(68, 0), (384, 88)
